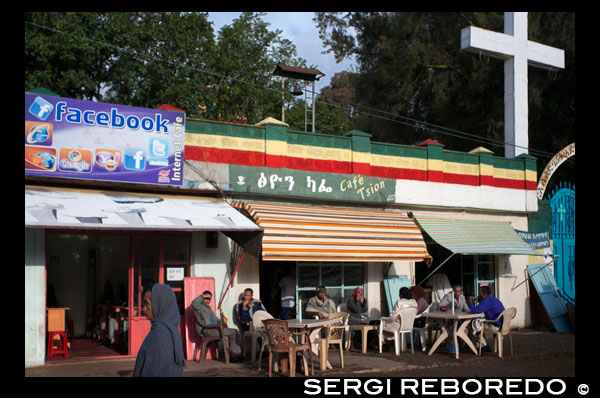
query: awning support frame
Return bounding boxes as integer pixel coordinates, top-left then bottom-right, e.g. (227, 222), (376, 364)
(417, 252), (457, 287)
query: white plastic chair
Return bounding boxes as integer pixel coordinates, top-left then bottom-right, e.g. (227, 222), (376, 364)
(413, 303), (432, 352)
(336, 303), (351, 350)
(478, 307), (517, 358)
(379, 307), (418, 355)
(242, 310), (274, 369)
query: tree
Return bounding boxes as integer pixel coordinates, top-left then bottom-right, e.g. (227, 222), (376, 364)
(315, 12), (575, 187)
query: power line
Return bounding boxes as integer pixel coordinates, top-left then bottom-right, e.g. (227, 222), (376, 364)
(25, 17), (574, 163)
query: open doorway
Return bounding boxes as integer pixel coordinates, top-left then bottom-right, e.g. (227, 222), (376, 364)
(258, 260), (296, 319)
(46, 233), (130, 359)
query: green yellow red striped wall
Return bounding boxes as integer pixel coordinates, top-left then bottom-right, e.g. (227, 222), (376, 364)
(184, 119), (537, 192)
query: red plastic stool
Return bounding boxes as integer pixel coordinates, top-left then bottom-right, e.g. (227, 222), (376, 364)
(47, 331), (69, 359)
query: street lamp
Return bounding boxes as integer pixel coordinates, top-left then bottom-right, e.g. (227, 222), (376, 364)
(272, 63), (325, 133)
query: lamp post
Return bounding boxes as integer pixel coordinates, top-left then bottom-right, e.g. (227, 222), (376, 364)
(272, 64), (324, 133)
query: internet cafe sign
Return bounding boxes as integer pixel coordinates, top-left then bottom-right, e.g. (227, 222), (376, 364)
(25, 93), (186, 186)
(229, 165), (395, 203)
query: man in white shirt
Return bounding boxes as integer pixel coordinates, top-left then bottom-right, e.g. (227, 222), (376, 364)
(278, 272), (296, 320)
(438, 284), (470, 312)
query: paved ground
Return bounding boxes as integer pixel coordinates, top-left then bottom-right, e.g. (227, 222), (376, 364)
(25, 328), (575, 378)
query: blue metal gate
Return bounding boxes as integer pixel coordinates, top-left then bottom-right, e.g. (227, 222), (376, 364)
(549, 183), (575, 305)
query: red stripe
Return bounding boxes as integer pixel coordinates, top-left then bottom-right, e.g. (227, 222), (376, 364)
(287, 157), (353, 174)
(370, 166), (427, 181)
(443, 173), (480, 186)
(494, 178), (525, 189)
(480, 175), (495, 186)
(428, 170), (445, 183)
(185, 146), (264, 166)
(266, 154), (288, 168)
(525, 180), (537, 191)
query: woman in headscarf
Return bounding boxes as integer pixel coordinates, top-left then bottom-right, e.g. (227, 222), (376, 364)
(346, 287), (368, 325)
(133, 284), (185, 377)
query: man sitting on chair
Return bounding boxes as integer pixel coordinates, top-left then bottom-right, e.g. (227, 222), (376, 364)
(191, 290), (243, 362)
(468, 285), (505, 353)
(305, 286), (336, 319)
(235, 288), (266, 332)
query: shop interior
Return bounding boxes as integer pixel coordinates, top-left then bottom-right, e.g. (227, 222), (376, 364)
(45, 232), (190, 360)
(46, 233), (130, 359)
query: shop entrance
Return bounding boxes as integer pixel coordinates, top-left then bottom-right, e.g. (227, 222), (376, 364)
(45, 231), (190, 360)
(259, 260), (295, 319)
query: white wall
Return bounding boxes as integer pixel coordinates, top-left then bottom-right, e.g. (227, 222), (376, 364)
(25, 228), (46, 368)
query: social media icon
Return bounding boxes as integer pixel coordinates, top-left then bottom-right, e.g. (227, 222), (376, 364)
(28, 96), (54, 121)
(150, 138), (169, 158)
(124, 148), (146, 170)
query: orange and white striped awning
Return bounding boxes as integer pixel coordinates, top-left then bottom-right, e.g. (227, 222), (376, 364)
(232, 201), (432, 263)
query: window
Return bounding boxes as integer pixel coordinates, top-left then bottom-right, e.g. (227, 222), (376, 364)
(461, 255), (496, 298)
(296, 262), (365, 318)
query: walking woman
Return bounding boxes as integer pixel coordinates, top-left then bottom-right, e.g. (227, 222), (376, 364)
(133, 284), (185, 377)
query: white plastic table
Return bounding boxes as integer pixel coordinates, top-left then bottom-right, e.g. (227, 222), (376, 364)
(425, 311), (484, 359)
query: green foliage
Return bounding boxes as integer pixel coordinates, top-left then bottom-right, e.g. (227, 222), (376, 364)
(25, 12), (307, 124)
(314, 12), (575, 181)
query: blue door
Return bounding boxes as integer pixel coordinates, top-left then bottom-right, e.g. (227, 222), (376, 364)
(549, 183), (575, 305)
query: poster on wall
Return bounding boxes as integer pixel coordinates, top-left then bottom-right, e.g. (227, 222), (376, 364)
(25, 93), (186, 186)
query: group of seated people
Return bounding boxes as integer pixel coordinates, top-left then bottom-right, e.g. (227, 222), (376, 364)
(188, 282), (505, 361)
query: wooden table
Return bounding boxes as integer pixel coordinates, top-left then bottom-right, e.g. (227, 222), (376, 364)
(425, 311), (484, 359)
(287, 318), (339, 372)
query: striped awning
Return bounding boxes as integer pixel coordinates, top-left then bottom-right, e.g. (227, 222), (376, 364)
(414, 216), (544, 256)
(232, 201), (432, 263)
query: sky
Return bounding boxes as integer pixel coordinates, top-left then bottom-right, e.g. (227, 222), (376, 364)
(207, 12), (356, 94)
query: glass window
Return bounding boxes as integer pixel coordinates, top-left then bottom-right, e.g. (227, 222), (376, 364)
(298, 266), (320, 288)
(164, 236), (188, 262)
(321, 265), (342, 286)
(296, 262), (365, 317)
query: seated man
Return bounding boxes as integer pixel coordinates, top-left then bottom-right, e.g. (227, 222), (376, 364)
(191, 290), (243, 362)
(382, 287), (418, 333)
(305, 286), (337, 319)
(468, 285), (505, 352)
(235, 288), (267, 332)
(438, 284), (470, 312)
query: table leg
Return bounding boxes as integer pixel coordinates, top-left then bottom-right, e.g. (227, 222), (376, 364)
(452, 320), (459, 359)
(456, 319), (478, 356)
(309, 328), (332, 370)
(362, 329), (368, 354)
(428, 323), (448, 355)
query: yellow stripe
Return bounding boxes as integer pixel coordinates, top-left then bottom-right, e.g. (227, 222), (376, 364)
(185, 134), (265, 152)
(283, 144), (353, 162)
(525, 169), (537, 182)
(443, 161), (479, 176)
(494, 168), (524, 180)
(428, 158), (443, 172)
(370, 154), (428, 170)
(480, 163), (494, 176)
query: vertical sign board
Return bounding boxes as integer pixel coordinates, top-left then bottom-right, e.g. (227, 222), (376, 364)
(25, 93), (186, 186)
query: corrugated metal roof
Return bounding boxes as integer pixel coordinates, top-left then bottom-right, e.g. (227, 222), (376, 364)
(272, 64), (325, 81)
(414, 216), (544, 256)
(527, 263), (572, 332)
(233, 201), (431, 262)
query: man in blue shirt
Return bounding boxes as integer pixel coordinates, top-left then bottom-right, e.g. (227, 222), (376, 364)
(468, 285), (505, 352)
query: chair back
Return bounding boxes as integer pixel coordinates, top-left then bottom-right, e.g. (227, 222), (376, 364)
(398, 307), (418, 333)
(415, 303), (432, 319)
(252, 310), (274, 331)
(262, 319), (291, 350)
(326, 312), (349, 341)
(500, 307), (517, 335)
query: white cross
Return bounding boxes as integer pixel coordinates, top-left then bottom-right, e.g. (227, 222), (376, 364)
(461, 12), (565, 158)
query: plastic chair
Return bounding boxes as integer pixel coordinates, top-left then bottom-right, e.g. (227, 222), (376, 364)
(478, 307), (517, 358)
(413, 304), (432, 352)
(246, 311), (274, 369)
(262, 319), (314, 377)
(315, 312), (349, 370)
(336, 303), (352, 350)
(379, 307), (418, 355)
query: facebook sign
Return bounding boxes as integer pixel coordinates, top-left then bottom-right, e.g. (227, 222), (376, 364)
(25, 93), (186, 186)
